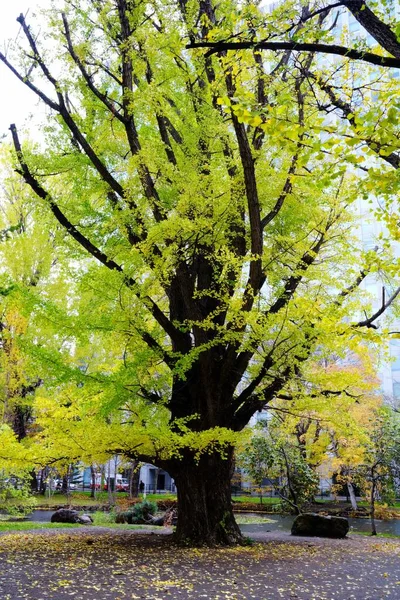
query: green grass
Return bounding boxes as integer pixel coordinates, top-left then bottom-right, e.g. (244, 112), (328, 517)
(91, 511), (162, 530)
(143, 493), (176, 502)
(0, 521), (80, 532)
(350, 530), (400, 539)
(358, 501), (400, 510)
(34, 491), (175, 507)
(0, 511), (166, 533)
(34, 493), (110, 507)
(33, 491), (284, 508)
(235, 515), (277, 524)
(231, 495), (280, 505)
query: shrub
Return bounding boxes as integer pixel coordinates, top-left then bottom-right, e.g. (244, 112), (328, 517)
(0, 476), (37, 517)
(373, 504), (399, 521)
(115, 497), (137, 511)
(156, 499), (177, 511)
(117, 500), (157, 524)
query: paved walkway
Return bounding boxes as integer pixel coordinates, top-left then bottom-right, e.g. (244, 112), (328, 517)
(0, 527), (399, 599)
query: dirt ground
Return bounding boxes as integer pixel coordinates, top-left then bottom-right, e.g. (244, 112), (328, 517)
(0, 527), (399, 600)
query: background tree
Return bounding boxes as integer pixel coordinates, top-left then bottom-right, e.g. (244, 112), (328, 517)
(239, 424), (319, 513)
(0, 150), (64, 490)
(0, 0), (398, 546)
(239, 351), (381, 512)
(350, 408), (400, 535)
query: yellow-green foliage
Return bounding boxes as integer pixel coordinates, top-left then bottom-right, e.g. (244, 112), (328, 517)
(0, 0), (397, 481)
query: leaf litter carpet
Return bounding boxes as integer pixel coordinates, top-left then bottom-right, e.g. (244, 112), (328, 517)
(0, 527), (399, 599)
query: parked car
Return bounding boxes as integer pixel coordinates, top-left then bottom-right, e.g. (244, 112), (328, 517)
(103, 477), (129, 492)
(116, 479), (129, 492)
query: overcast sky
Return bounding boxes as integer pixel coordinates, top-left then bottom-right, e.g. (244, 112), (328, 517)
(1, 0), (274, 141)
(0, 0), (45, 139)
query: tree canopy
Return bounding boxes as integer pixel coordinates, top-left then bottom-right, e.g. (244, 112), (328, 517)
(0, 0), (399, 545)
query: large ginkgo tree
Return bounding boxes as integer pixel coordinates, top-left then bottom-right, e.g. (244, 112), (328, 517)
(0, 0), (399, 545)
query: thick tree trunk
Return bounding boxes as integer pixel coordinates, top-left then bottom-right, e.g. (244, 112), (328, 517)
(169, 450), (243, 546)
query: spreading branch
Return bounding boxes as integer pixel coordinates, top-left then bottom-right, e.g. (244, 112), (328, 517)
(187, 41), (400, 69)
(9, 124), (179, 361)
(305, 71), (400, 170)
(355, 285), (400, 329)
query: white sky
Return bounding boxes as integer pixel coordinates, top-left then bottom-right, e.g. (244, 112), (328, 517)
(0, 0), (275, 141)
(0, 0), (45, 139)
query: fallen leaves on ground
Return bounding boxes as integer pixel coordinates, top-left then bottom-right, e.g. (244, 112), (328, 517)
(0, 529), (399, 599)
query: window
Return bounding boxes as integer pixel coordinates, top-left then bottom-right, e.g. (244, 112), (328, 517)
(393, 381), (400, 399)
(349, 21), (360, 33)
(391, 354), (400, 372)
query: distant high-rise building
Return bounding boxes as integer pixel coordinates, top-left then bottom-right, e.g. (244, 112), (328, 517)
(260, 0), (400, 402)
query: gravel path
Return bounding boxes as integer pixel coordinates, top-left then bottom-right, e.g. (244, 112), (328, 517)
(0, 527), (399, 599)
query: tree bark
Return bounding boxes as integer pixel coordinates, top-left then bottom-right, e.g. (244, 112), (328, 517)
(38, 468), (47, 495)
(90, 466), (96, 499)
(370, 478), (377, 536)
(129, 460), (140, 498)
(30, 469), (38, 493)
(282, 449), (301, 515)
(167, 449), (243, 546)
(61, 469), (69, 495)
(347, 482), (358, 511)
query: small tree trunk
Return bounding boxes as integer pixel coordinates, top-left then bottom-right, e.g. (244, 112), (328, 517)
(30, 469), (38, 493)
(282, 450), (300, 515)
(347, 482), (358, 511)
(90, 466), (96, 499)
(61, 473), (69, 495)
(129, 460), (140, 498)
(154, 467), (160, 493)
(370, 479), (377, 536)
(168, 449), (243, 546)
(107, 476), (114, 504)
(39, 468), (48, 495)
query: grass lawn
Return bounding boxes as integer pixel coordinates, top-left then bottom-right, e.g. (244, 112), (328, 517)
(34, 491), (283, 507)
(35, 491), (176, 507)
(34, 491), (114, 506)
(143, 493), (281, 506)
(0, 511), (167, 532)
(0, 521), (80, 532)
(351, 530), (400, 539)
(358, 500), (400, 510)
(235, 515), (278, 524)
(231, 495), (280, 505)
(1, 510), (400, 541)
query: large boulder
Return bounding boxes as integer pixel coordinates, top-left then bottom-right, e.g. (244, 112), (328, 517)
(78, 514), (93, 524)
(51, 509), (80, 523)
(291, 513), (349, 539)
